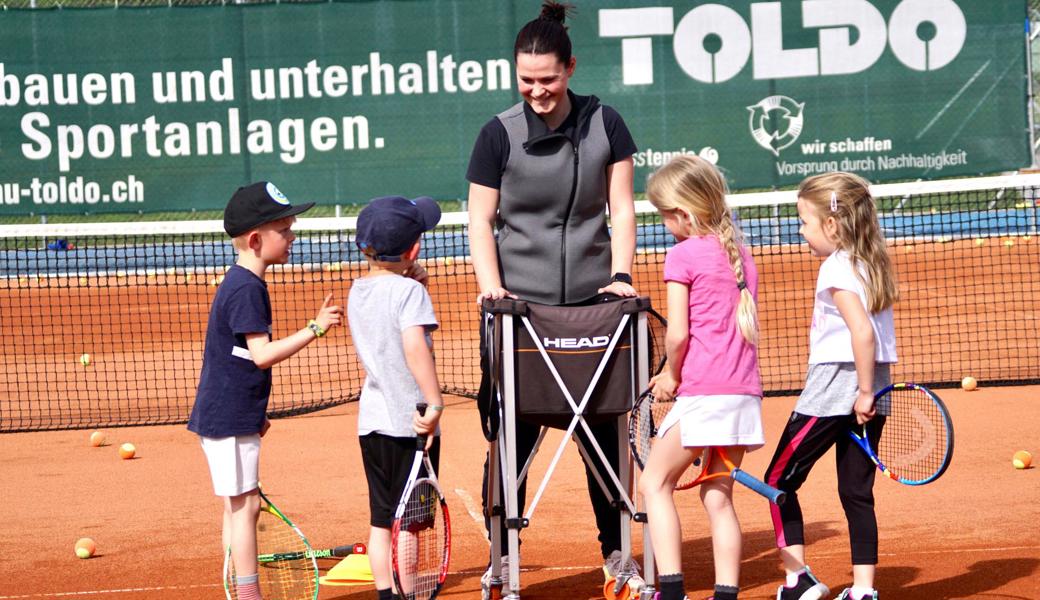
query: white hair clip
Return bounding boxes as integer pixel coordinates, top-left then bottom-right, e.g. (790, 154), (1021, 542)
(829, 191), (838, 212)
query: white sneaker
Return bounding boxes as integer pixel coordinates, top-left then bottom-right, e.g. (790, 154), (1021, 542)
(480, 555), (510, 600)
(603, 549), (645, 593)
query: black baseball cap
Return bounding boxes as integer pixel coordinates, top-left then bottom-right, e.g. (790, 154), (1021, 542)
(355, 196), (441, 261)
(223, 181), (315, 237)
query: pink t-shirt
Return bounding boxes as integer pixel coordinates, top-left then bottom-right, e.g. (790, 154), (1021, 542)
(663, 236), (762, 397)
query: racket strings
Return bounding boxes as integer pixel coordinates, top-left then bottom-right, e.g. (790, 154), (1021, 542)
(629, 393), (702, 488)
(876, 389), (948, 481)
(397, 479), (447, 600)
(255, 509), (316, 600)
(647, 309), (667, 374)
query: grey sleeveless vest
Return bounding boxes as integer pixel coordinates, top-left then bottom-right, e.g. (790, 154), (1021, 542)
(495, 94), (613, 305)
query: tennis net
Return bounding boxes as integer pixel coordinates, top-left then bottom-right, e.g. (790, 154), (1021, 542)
(1, 174), (1038, 432)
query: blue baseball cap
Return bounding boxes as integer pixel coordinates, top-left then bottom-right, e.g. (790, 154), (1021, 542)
(355, 196), (441, 261)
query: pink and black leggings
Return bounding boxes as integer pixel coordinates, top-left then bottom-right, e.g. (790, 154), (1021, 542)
(763, 412), (886, 565)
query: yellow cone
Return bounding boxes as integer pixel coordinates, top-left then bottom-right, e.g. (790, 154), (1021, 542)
(319, 553), (374, 586)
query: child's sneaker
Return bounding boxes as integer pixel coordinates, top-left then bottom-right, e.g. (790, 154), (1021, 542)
(603, 549), (645, 593)
(836, 589), (877, 600)
(480, 555), (510, 600)
(776, 566), (830, 600)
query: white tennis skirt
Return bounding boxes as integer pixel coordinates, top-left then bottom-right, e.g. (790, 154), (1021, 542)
(200, 434), (261, 497)
(656, 394), (765, 451)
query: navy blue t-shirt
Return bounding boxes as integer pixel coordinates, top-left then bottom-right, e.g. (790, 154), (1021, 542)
(188, 265), (273, 438)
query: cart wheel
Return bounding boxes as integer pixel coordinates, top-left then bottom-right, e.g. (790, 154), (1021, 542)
(603, 578), (632, 600)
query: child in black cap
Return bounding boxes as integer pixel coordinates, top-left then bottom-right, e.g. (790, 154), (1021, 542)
(188, 181), (343, 600)
(347, 195), (444, 600)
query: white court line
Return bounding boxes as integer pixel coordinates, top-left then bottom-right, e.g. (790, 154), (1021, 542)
(453, 487), (491, 546)
(0, 584), (222, 599)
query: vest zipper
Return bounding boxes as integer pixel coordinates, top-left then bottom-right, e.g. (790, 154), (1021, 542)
(560, 142), (580, 304)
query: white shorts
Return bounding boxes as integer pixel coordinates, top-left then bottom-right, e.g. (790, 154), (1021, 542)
(657, 394), (765, 451)
(199, 434), (261, 497)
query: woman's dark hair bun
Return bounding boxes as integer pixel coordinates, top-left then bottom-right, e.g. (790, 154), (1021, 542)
(515, 1), (574, 62)
(539, 1), (572, 25)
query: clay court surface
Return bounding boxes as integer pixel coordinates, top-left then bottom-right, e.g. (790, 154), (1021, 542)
(1, 235), (1038, 598)
(2, 384), (1038, 600)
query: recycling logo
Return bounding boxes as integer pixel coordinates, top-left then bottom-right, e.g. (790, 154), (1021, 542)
(747, 96), (805, 156)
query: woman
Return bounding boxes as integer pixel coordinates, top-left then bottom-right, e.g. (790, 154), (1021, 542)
(465, 2), (639, 597)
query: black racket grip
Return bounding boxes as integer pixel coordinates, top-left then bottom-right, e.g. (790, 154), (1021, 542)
(330, 544), (355, 557)
(416, 402), (428, 450)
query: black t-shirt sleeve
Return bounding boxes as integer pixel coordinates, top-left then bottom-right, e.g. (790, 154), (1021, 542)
(602, 106), (638, 165)
(465, 118), (510, 190)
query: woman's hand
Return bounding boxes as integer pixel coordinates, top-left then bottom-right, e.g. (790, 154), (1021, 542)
(475, 286), (517, 306)
(649, 371), (678, 402)
(597, 280), (637, 297)
(853, 390), (876, 425)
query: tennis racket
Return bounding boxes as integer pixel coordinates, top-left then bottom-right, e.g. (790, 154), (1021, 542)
(849, 382), (954, 485)
(628, 309), (701, 487)
(223, 486), (319, 600)
(629, 390), (785, 504)
(258, 542), (366, 564)
(391, 403), (451, 600)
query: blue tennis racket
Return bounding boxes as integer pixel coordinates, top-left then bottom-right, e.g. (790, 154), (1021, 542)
(849, 382), (954, 485)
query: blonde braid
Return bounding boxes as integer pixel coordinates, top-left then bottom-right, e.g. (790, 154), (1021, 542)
(715, 214), (759, 345)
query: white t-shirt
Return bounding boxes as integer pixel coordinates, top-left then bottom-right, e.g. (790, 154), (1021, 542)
(348, 274), (439, 438)
(808, 250), (897, 365)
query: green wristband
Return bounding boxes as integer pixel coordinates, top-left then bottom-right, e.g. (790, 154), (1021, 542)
(307, 319), (326, 338)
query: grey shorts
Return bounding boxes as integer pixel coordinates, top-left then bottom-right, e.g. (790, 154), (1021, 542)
(795, 362), (892, 417)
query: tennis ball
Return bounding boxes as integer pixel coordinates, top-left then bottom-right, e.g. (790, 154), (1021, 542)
(974, 238), (985, 246)
(75, 537), (96, 559)
(444, 256), (454, 266)
(961, 376), (977, 391)
(1004, 239), (1015, 247)
(1013, 450), (1032, 469)
(89, 431), (105, 447)
(79, 353), (91, 366)
(119, 442), (136, 460)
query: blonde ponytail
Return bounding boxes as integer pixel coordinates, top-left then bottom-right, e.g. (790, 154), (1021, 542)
(716, 216), (759, 345)
(647, 154), (759, 345)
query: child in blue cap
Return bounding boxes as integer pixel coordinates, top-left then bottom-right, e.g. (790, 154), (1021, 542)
(348, 195), (445, 600)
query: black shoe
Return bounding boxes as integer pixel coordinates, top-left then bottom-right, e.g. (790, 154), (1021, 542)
(776, 566), (830, 600)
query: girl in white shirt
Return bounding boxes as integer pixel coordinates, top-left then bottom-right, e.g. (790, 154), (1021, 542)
(764, 172), (898, 600)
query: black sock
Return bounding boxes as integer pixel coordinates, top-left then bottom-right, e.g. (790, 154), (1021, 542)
(659, 573), (685, 600)
(376, 588), (394, 600)
(714, 584), (739, 600)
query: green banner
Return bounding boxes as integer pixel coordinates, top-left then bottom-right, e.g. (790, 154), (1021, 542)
(0, 0), (1029, 214)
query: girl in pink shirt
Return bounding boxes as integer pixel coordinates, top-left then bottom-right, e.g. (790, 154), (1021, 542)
(638, 155), (763, 600)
